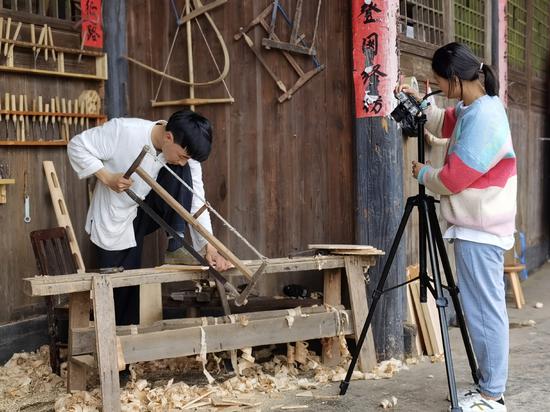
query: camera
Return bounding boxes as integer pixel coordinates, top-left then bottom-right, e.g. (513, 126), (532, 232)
(391, 91), (429, 137)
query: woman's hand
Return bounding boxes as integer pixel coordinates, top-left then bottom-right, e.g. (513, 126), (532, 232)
(395, 84), (423, 101)
(95, 169), (133, 193)
(412, 160), (429, 179)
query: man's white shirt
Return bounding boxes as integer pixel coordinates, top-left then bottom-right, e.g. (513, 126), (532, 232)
(67, 117), (213, 251)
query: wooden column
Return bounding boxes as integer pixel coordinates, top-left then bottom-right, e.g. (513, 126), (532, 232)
(351, 0), (404, 360)
(492, 0), (508, 105)
(103, 0), (128, 118)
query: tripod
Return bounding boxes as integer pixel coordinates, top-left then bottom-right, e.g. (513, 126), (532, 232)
(339, 114), (479, 411)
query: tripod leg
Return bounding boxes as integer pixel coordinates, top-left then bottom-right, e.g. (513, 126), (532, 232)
(421, 198), (461, 411)
(427, 199), (479, 385)
(339, 196), (416, 396)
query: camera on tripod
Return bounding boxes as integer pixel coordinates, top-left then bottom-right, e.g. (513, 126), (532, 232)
(391, 91), (430, 137)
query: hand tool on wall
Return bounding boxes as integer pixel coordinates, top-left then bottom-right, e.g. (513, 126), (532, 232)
(50, 97), (58, 140)
(67, 99), (73, 138)
(11, 94), (18, 141)
(47, 25), (56, 62)
(4, 94), (10, 140)
(8, 22), (22, 61)
(55, 96), (61, 139)
(44, 24), (49, 61)
(31, 98), (37, 141)
(23, 171), (31, 223)
(38, 96), (44, 140)
(18, 95), (25, 142)
(24, 95), (30, 142)
(61, 98), (68, 141)
(30, 23), (36, 64)
(44, 102), (50, 140)
(0, 18), (4, 53)
(35, 25), (47, 62)
(73, 99), (81, 135)
(3, 17), (11, 56)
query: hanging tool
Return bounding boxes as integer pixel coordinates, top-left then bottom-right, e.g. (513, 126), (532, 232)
(61, 98), (68, 141)
(3, 17), (11, 56)
(44, 102), (50, 140)
(24, 95), (30, 142)
(47, 25), (56, 61)
(73, 99), (81, 135)
(30, 23), (36, 64)
(35, 25), (47, 62)
(50, 97), (58, 140)
(8, 21), (22, 61)
(67, 99), (73, 138)
(18, 95), (25, 142)
(31, 98), (37, 141)
(4, 93), (10, 140)
(11, 94), (18, 141)
(38, 96), (44, 140)
(24, 171), (31, 223)
(44, 24), (49, 61)
(0, 18), (4, 54)
(55, 96), (61, 139)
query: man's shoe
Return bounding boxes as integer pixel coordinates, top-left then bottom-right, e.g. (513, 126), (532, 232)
(451, 393), (506, 412)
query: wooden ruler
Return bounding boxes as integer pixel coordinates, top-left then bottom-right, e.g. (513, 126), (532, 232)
(43, 161), (85, 273)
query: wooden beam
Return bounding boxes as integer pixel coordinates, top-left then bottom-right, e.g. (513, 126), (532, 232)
(92, 275), (121, 412)
(119, 310), (353, 364)
(67, 292), (90, 392)
(322, 268), (342, 366)
(72, 305), (343, 356)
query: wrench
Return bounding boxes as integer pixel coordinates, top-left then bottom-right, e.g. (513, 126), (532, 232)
(24, 171), (31, 223)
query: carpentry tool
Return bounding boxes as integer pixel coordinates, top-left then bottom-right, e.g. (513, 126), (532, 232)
(44, 24), (49, 61)
(122, 148), (239, 297)
(24, 95), (30, 142)
(44, 102), (50, 140)
(8, 21), (22, 64)
(11, 94), (18, 141)
(4, 93), (10, 140)
(38, 96), (44, 140)
(73, 99), (80, 135)
(31, 98), (37, 141)
(50, 97), (58, 140)
(35, 25), (46, 62)
(3, 17), (11, 56)
(30, 24), (36, 62)
(47, 25), (56, 61)
(18, 95), (25, 142)
(61, 98), (69, 141)
(0, 18), (4, 54)
(67, 99), (73, 138)
(23, 171), (31, 223)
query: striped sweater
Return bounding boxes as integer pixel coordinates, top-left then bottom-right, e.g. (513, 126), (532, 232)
(417, 95), (517, 237)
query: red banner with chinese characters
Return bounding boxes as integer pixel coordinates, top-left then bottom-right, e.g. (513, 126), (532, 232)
(352, 0), (398, 118)
(81, 0), (103, 49)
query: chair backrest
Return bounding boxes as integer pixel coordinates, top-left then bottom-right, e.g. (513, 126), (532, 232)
(30, 227), (77, 276)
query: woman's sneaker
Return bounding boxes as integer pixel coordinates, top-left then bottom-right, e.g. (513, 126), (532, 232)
(447, 386), (479, 402)
(453, 392), (506, 412)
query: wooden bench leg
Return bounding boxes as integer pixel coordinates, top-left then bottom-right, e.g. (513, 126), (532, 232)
(344, 256), (377, 372)
(139, 283), (162, 326)
(67, 291), (90, 391)
(508, 271), (523, 309)
(322, 268), (342, 367)
(92, 275), (121, 412)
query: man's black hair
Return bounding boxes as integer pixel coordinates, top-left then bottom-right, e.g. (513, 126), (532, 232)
(166, 110), (213, 162)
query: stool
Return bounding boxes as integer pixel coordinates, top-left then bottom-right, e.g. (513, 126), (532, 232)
(504, 264), (526, 309)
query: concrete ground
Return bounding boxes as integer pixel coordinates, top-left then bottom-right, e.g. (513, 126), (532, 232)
(262, 261), (550, 412)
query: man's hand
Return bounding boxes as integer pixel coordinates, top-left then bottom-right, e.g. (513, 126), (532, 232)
(95, 169), (133, 193)
(204, 244), (234, 272)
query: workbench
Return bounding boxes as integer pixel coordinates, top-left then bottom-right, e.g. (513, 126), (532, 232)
(24, 251), (382, 412)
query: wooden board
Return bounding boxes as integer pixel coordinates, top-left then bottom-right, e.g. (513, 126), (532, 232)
(322, 268), (342, 366)
(67, 291), (90, 391)
(407, 265), (433, 356)
(139, 283), (162, 326)
(344, 256), (377, 372)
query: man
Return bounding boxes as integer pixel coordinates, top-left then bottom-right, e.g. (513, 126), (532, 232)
(68, 110), (231, 325)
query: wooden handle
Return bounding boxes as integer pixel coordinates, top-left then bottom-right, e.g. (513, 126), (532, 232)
(123, 146), (150, 179)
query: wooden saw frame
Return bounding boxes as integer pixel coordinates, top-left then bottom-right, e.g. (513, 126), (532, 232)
(234, 1), (325, 103)
(124, 0), (234, 110)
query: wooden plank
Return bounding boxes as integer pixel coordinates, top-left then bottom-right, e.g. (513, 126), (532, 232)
(72, 305), (345, 356)
(43, 161), (85, 273)
(405, 282), (423, 357)
(92, 275), (121, 412)
(407, 266), (433, 355)
(344, 256), (377, 372)
(139, 283), (163, 326)
(322, 268), (341, 366)
(119, 310), (353, 364)
(309, 244), (376, 250)
(67, 292), (90, 392)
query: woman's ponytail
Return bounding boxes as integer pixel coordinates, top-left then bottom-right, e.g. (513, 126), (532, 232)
(481, 64), (499, 97)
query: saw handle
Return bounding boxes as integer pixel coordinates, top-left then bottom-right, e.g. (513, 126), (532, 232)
(124, 145), (150, 179)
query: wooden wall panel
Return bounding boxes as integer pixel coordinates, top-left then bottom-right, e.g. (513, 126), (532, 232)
(125, 1), (354, 296)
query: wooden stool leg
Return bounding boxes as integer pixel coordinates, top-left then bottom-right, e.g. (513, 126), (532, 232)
(67, 291), (90, 391)
(92, 275), (121, 412)
(344, 256), (377, 372)
(322, 268), (342, 367)
(509, 271), (523, 309)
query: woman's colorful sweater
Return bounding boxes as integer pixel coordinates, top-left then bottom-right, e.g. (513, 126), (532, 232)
(417, 95), (517, 236)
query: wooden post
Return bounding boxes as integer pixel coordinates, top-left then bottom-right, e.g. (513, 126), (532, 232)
(103, 0), (128, 117)
(351, 0), (405, 360)
(67, 292), (90, 391)
(322, 268), (341, 366)
(492, 0), (508, 105)
(92, 275), (121, 412)
(344, 256), (377, 372)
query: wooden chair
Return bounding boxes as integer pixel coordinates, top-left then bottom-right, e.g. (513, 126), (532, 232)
(504, 264), (526, 309)
(30, 227), (78, 374)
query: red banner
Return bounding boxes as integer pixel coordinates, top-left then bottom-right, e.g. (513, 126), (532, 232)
(352, 0), (398, 118)
(81, 0), (103, 49)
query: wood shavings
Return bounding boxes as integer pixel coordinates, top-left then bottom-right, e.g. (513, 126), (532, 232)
(510, 319), (537, 328)
(239, 315), (250, 326)
(379, 396), (398, 409)
(535, 302), (543, 308)
(199, 326), (215, 384)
